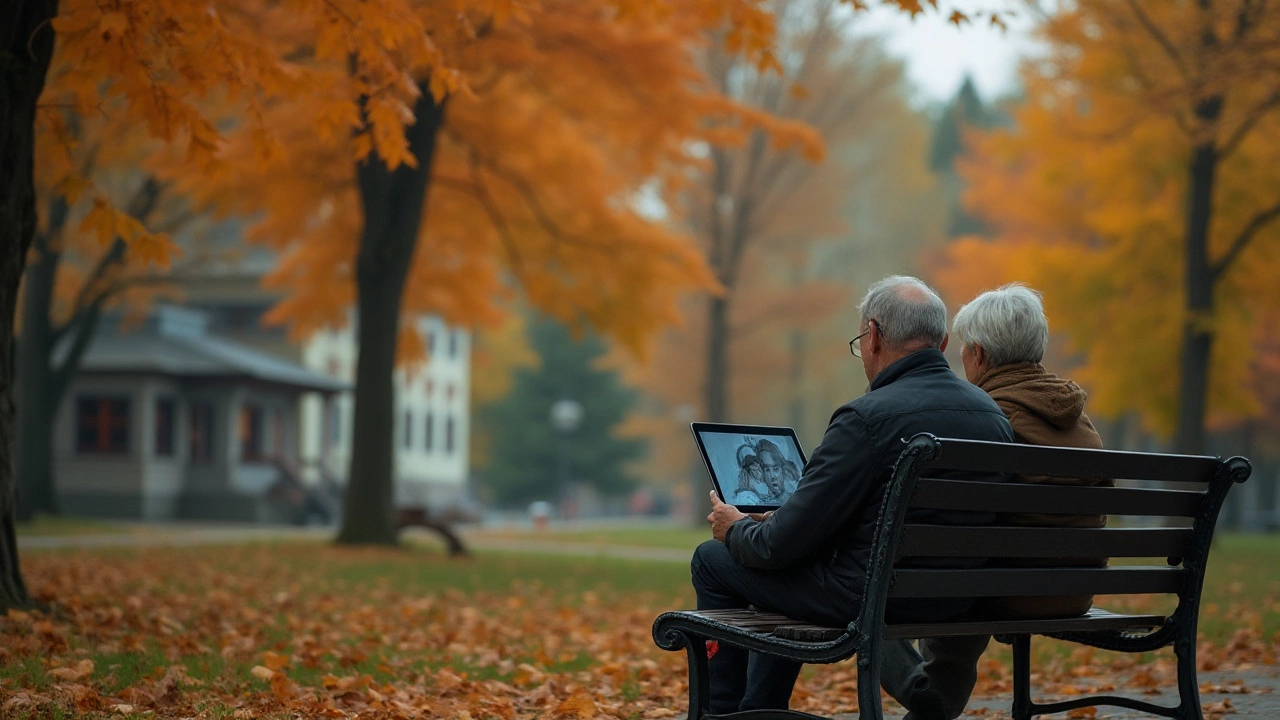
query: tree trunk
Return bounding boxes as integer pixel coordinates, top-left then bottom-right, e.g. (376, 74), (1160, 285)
(1173, 103), (1221, 455)
(704, 294), (730, 424)
(15, 235), (60, 520)
(335, 88), (446, 546)
(1, 0), (59, 611)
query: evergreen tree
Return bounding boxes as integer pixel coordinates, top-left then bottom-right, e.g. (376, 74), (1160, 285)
(480, 317), (646, 508)
(929, 76), (1001, 238)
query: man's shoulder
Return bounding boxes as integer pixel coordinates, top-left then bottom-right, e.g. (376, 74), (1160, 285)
(856, 367), (1003, 412)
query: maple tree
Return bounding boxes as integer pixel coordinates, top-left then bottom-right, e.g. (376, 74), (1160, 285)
(188, 1), (812, 546)
(932, 0), (1280, 452)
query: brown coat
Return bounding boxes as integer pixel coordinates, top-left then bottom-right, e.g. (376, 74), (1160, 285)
(973, 363), (1111, 620)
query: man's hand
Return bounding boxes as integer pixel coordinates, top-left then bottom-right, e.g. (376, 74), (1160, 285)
(707, 490), (747, 543)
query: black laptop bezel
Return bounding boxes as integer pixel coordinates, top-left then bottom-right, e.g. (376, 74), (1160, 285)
(690, 422), (808, 513)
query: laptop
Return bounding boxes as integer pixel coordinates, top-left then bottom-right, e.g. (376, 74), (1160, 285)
(691, 422), (808, 513)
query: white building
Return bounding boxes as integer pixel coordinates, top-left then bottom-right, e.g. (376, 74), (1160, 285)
(299, 315), (471, 510)
(177, 256), (474, 517)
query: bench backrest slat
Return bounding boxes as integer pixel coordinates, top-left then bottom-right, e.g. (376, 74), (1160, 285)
(911, 478), (1205, 517)
(888, 567), (1184, 598)
(897, 525), (1194, 559)
(925, 439), (1220, 484)
(852, 435), (1249, 645)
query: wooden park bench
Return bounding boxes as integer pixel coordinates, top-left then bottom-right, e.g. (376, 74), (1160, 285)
(652, 433), (1252, 720)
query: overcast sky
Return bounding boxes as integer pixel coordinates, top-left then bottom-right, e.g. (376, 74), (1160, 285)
(850, 3), (1043, 106)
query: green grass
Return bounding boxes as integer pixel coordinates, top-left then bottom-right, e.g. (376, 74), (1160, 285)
(468, 524), (713, 551)
(14, 514), (126, 536)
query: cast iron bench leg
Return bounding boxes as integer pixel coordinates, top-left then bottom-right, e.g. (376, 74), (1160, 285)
(1011, 635), (1033, 720)
(1174, 623), (1204, 720)
(855, 636), (884, 720)
(678, 630), (711, 720)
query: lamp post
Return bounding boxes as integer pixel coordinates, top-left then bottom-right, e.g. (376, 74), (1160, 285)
(549, 399), (584, 517)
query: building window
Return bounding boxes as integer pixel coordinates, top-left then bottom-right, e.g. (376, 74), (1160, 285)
(445, 415), (456, 454)
(403, 410), (413, 449)
(239, 405), (265, 462)
(190, 402), (215, 463)
(328, 402), (342, 444)
(448, 330), (457, 358)
(154, 398), (175, 457)
(424, 412), (434, 451)
(76, 396), (130, 454)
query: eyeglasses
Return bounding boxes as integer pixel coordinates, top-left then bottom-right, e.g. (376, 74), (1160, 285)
(848, 321), (877, 359)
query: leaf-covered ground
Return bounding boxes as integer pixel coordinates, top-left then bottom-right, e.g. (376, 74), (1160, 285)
(2, 538), (1278, 719)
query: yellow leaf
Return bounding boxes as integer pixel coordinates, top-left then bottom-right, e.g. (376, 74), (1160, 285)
(250, 665), (275, 680)
(552, 690), (597, 720)
(79, 198), (116, 246)
(261, 650), (289, 671)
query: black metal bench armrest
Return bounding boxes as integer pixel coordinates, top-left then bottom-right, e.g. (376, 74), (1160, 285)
(652, 610), (863, 665)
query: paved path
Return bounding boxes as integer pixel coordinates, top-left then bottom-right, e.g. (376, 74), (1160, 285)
(16, 521), (695, 561)
(18, 524), (1280, 717)
(863, 665), (1280, 718)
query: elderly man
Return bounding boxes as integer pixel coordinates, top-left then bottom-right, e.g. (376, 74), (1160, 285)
(693, 276), (1014, 718)
(880, 282), (1108, 720)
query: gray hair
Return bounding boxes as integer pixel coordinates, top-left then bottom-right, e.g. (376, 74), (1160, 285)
(857, 275), (948, 349)
(952, 282), (1049, 366)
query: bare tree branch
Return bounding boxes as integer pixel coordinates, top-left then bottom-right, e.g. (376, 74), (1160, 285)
(55, 177), (165, 345)
(467, 152), (527, 280)
(1210, 196), (1280, 282)
(1123, 0), (1190, 81)
(1218, 89), (1280, 160)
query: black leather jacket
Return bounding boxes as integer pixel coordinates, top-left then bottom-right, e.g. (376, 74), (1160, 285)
(724, 349), (1014, 620)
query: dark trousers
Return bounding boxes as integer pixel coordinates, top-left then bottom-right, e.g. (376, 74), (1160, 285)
(690, 540), (861, 713)
(691, 540), (988, 718)
(881, 636), (990, 719)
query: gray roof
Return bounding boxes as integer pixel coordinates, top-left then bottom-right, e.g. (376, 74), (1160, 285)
(75, 307), (347, 394)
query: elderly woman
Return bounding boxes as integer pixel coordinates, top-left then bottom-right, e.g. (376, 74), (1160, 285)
(883, 283), (1108, 720)
(953, 282), (1104, 480)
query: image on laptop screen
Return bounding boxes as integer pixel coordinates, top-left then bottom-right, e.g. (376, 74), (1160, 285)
(691, 423), (807, 511)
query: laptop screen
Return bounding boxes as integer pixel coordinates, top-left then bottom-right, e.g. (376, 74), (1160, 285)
(691, 422), (807, 511)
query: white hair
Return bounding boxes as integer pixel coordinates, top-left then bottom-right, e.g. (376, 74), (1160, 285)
(952, 282), (1049, 366)
(857, 275), (948, 349)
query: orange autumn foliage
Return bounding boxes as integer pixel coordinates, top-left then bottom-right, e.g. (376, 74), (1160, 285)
(38, 0), (971, 358)
(36, 0), (814, 361)
(930, 0), (1280, 439)
(183, 2), (836, 362)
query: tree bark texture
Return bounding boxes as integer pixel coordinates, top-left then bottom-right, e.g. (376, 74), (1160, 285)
(335, 89), (446, 546)
(1, 0), (59, 611)
(1173, 99), (1221, 455)
(704, 294), (729, 424)
(15, 223), (61, 520)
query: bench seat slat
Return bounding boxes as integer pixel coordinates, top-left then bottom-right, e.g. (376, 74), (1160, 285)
(911, 479), (1205, 517)
(897, 525), (1193, 559)
(686, 608), (797, 633)
(889, 567), (1183, 598)
(925, 439), (1219, 483)
(885, 607), (1167, 639)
